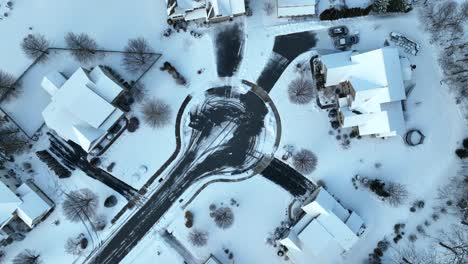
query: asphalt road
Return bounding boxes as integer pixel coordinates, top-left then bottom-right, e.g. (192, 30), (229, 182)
(260, 158), (317, 197)
(257, 31), (318, 92)
(89, 87), (269, 264)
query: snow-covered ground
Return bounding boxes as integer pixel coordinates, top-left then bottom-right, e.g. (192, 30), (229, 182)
(0, 0), (466, 263)
(123, 176), (293, 264)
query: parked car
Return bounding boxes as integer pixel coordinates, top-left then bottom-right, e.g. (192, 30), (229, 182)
(328, 26), (349, 37)
(334, 35), (359, 50)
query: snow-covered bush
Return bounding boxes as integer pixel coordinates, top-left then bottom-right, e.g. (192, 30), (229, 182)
(292, 149), (317, 175)
(211, 207), (234, 229)
(188, 229), (208, 247)
(12, 249), (41, 264)
(142, 98), (172, 128)
(288, 78), (315, 104)
(62, 188), (98, 223)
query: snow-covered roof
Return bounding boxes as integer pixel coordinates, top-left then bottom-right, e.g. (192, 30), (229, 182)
(203, 255), (222, 264)
(0, 181), (21, 227)
(321, 47), (409, 137)
(41, 71), (67, 96)
(185, 7), (208, 20)
(42, 67), (124, 152)
(277, 0), (316, 17)
(208, 0), (245, 17)
(15, 183), (53, 228)
(282, 188), (363, 256)
(279, 230), (302, 252)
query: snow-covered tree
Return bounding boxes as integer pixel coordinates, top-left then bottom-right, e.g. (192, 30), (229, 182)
(20, 34), (50, 62)
(436, 224), (468, 264)
(188, 229), (208, 247)
(62, 188), (98, 223)
(65, 32), (99, 63)
(122, 37), (156, 73)
(288, 78), (315, 104)
(211, 207), (234, 229)
(292, 149), (318, 175)
(12, 249), (42, 264)
(142, 98), (172, 128)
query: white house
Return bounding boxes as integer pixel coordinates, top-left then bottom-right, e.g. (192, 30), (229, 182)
(41, 66), (125, 153)
(319, 47), (412, 137)
(203, 254), (223, 264)
(279, 188), (364, 262)
(165, 0), (246, 22)
(277, 0), (316, 17)
(0, 180), (54, 244)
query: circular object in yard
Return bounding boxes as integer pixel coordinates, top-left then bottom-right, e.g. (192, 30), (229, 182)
(405, 129), (425, 146)
(328, 109), (337, 118)
(139, 165), (148, 174)
(277, 250), (284, 256)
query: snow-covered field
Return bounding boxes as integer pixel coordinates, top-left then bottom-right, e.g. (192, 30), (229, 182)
(0, 0), (466, 263)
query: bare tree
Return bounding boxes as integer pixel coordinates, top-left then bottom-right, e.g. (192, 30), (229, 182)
(129, 82), (147, 103)
(122, 37), (156, 73)
(292, 149), (318, 175)
(0, 69), (21, 102)
(388, 243), (439, 264)
(62, 188), (98, 223)
(0, 126), (28, 156)
(65, 32), (99, 63)
(64, 234), (87, 256)
(437, 162), (468, 221)
(142, 98), (172, 128)
(436, 224), (468, 264)
(386, 182), (409, 207)
(21, 34), (50, 62)
(188, 229), (208, 247)
(12, 249), (42, 264)
(211, 207), (234, 229)
(288, 78), (315, 104)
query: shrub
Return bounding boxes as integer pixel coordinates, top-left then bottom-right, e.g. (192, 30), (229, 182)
(455, 148), (468, 159)
(463, 138), (468, 149)
(319, 6), (372, 21)
(104, 195), (118, 208)
(127, 117), (140, 132)
(185, 211), (194, 228)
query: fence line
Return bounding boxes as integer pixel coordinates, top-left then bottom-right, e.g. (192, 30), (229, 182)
(0, 46), (162, 140)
